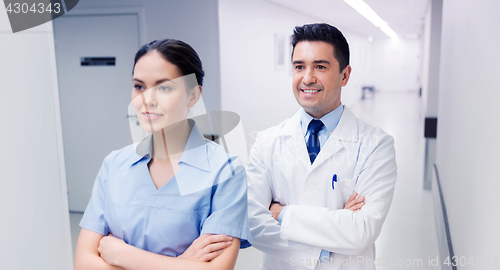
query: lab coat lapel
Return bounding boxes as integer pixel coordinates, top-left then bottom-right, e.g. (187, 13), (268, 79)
(311, 107), (358, 170)
(284, 110), (311, 171)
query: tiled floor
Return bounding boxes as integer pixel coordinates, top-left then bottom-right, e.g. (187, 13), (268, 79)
(69, 91), (440, 269)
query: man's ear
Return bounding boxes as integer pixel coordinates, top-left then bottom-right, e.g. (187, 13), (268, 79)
(341, 65), (352, 87)
(188, 85), (202, 108)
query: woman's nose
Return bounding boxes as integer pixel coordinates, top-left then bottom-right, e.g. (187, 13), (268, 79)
(142, 88), (157, 107)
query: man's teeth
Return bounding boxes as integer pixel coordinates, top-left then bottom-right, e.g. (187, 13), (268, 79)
(303, 89), (319, 93)
(145, 113), (162, 116)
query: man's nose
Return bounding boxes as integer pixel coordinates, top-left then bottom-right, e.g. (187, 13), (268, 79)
(302, 68), (317, 85)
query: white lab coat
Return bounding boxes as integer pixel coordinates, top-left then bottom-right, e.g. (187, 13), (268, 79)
(247, 107), (397, 270)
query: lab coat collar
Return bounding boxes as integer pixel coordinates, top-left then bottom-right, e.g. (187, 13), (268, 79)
(282, 110), (315, 170)
(330, 106), (358, 143)
(130, 120), (210, 172)
(280, 107), (358, 141)
(310, 107), (359, 169)
(281, 107), (359, 170)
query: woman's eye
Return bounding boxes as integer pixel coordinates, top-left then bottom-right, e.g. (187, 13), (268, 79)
(134, 84), (144, 91)
(158, 85), (171, 92)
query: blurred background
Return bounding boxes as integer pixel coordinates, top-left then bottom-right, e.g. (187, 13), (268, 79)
(1, 0), (499, 269)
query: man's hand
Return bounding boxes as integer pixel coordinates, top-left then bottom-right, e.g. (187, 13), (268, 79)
(269, 201), (285, 221)
(344, 192), (365, 212)
(178, 234), (233, 262)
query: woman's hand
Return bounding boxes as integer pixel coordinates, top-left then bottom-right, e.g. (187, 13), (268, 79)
(98, 234), (129, 266)
(178, 234), (233, 262)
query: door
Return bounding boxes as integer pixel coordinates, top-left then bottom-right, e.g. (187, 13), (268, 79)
(53, 14), (140, 212)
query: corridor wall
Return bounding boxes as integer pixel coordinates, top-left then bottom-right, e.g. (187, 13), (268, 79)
(435, 0), (500, 267)
(0, 12), (73, 270)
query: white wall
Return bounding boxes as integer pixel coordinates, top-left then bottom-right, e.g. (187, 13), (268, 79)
(421, 4), (431, 112)
(0, 10), (73, 270)
(367, 38), (422, 92)
(420, 0), (442, 189)
(219, 0), (373, 150)
(421, 0), (442, 116)
(436, 0), (500, 267)
(73, 0), (222, 112)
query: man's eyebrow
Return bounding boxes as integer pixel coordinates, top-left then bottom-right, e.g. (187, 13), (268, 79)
(292, 60), (331, 65)
(313, 60), (330, 65)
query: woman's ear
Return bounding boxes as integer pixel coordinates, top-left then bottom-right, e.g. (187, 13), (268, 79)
(188, 85), (202, 108)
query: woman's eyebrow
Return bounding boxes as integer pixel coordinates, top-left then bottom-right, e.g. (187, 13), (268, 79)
(132, 78), (176, 85)
(155, 78), (175, 85)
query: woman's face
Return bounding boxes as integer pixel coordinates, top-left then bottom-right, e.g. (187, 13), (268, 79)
(131, 51), (198, 134)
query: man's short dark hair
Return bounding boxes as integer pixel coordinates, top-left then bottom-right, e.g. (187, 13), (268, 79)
(291, 23), (350, 72)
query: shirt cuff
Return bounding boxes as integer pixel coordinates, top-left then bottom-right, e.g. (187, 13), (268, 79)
(278, 205), (288, 225)
(319, 249), (330, 262)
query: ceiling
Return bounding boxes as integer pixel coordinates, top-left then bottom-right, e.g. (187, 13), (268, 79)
(267, 0), (430, 39)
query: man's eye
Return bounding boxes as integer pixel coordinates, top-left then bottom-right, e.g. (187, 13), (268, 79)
(294, 65), (304, 70)
(317, 65), (326, 69)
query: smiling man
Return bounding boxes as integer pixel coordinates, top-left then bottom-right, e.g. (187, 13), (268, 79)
(246, 23), (397, 270)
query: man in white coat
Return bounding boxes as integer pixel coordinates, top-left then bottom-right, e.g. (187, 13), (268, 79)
(246, 23), (397, 270)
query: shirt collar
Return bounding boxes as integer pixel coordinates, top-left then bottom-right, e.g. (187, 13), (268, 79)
(300, 104), (345, 135)
(131, 120), (210, 172)
(179, 120), (210, 172)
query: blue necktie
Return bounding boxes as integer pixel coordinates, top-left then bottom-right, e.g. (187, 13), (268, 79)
(306, 119), (324, 164)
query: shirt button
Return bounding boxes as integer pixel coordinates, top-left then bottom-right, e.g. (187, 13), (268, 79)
(309, 186), (315, 191)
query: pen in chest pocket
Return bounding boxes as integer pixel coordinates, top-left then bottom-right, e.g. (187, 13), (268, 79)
(331, 174), (337, 189)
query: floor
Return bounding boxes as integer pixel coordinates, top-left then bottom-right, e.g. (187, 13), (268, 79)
(69, 91), (440, 269)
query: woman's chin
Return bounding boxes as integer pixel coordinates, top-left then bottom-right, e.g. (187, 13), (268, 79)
(140, 119), (189, 134)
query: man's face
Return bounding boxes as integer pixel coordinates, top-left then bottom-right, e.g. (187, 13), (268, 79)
(292, 41), (351, 119)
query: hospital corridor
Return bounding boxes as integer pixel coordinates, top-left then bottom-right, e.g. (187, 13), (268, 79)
(1, 0), (499, 270)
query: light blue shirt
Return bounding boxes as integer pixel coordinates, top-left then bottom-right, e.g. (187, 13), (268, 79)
(80, 120), (251, 257)
(278, 104), (344, 261)
(300, 104), (344, 147)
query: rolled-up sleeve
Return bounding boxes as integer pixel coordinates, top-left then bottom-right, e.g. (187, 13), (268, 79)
(201, 163), (252, 248)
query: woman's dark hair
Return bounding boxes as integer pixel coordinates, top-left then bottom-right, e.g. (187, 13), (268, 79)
(132, 39), (205, 88)
(291, 23), (350, 72)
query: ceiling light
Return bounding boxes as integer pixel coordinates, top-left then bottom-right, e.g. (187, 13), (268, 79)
(344, 0), (398, 39)
(380, 25), (398, 39)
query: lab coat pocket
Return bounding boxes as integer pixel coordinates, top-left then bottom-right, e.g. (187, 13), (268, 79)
(327, 178), (353, 209)
(341, 178), (356, 204)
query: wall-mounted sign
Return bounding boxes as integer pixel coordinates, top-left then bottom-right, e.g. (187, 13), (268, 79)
(80, 57), (116, 66)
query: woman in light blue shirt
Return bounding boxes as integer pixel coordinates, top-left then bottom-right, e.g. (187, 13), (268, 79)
(75, 39), (250, 270)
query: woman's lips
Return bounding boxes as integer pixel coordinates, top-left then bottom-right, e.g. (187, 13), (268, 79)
(142, 112), (163, 121)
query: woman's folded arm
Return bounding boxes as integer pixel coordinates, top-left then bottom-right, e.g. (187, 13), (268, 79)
(104, 236), (240, 270)
(74, 229), (124, 270)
